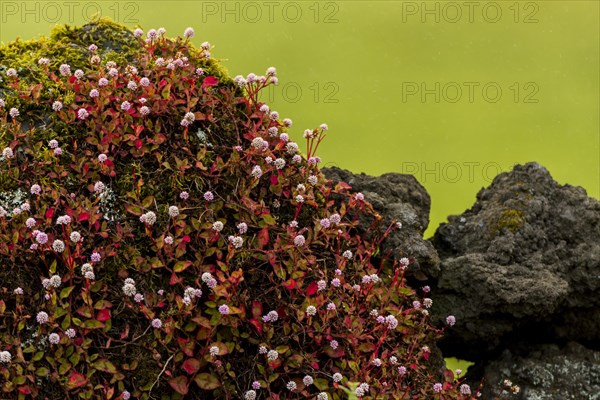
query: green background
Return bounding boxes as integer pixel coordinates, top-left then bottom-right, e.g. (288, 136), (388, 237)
(1, 0), (598, 373)
(1, 0), (598, 237)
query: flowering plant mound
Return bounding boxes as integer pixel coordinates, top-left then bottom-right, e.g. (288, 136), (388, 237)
(0, 19), (480, 399)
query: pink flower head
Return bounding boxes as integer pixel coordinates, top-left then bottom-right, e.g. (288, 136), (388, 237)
(35, 232), (48, 244)
(2, 147), (13, 159)
(460, 384), (471, 395)
(48, 333), (60, 344)
(77, 108), (89, 120)
(293, 235), (305, 247)
(52, 101), (63, 111)
(180, 191), (189, 200)
(98, 78), (108, 87)
(446, 315), (456, 326)
(59, 64), (71, 76)
(120, 101), (131, 111)
(133, 28), (143, 38)
(184, 27), (195, 38)
(218, 304), (230, 315)
(433, 383), (443, 393)
(139, 105), (150, 116)
(203, 191), (214, 201)
(319, 218), (331, 229)
(9, 108), (19, 119)
(90, 252), (101, 262)
(94, 181), (105, 193)
(36, 311), (49, 324)
(151, 318), (162, 329)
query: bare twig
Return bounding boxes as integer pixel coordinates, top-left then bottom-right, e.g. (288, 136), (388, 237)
(148, 354), (174, 395)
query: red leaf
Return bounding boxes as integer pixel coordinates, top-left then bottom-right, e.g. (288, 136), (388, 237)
(257, 228), (269, 249)
(202, 76), (219, 89)
(67, 371), (88, 390)
(335, 181), (353, 191)
(78, 213), (90, 222)
(120, 324), (130, 340)
(248, 318), (263, 334)
(18, 386), (32, 394)
(170, 272), (183, 285)
(96, 308), (111, 322)
(325, 346), (345, 358)
(423, 352), (429, 361)
(283, 279), (296, 290)
(306, 282), (318, 296)
(45, 208), (55, 219)
(134, 139), (143, 149)
(168, 376), (189, 395)
(181, 358), (200, 375)
(270, 175), (278, 185)
(133, 125), (144, 135)
(182, 235), (191, 243)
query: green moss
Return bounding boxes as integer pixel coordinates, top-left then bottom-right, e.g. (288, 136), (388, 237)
(490, 208), (525, 235)
(0, 17), (232, 103)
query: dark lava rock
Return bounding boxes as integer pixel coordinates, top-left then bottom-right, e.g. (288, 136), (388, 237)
(430, 163), (600, 360)
(322, 167), (440, 278)
(470, 342), (600, 400)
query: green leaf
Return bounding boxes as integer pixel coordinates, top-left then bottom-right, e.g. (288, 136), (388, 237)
(168, 375), (189, 395)
(174, 260), (192, 273)
(81, 319), (105, 329)
(124, 204), (142, 216)
(161, 83), (172, 100)
(60, 286), (75, 299)
(92, 358), (117, 374)
(194, 373), (220, 390)
(69, 352), (81, 367)
(59, 361), (72, 375)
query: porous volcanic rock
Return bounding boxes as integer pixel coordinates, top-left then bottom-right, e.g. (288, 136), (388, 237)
(470, 342), (600, 400)
(430, 162), (600, 360)
(322, 167), (440, 278)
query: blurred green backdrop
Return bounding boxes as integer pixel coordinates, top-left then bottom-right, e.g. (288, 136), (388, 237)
(1, 1), (598, 238)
